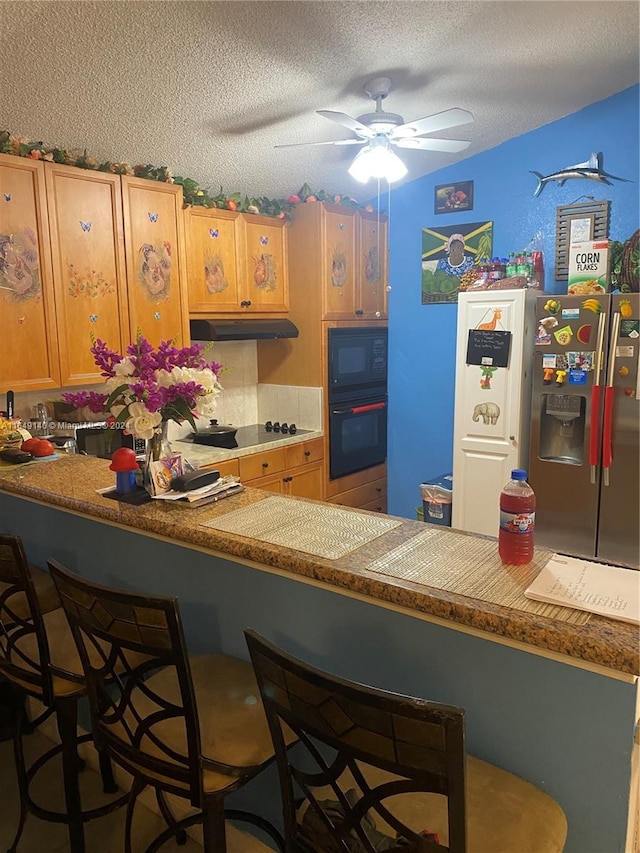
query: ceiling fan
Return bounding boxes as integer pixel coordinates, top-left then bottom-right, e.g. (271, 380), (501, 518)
(276, 76), (474, 183)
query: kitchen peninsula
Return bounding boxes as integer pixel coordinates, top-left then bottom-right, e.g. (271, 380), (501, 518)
(0, 454), (638, 853)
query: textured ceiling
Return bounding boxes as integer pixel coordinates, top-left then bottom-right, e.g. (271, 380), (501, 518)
(1, 1), (638, 202)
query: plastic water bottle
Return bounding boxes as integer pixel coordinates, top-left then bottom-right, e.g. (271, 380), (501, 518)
(499, 469), (536, 565)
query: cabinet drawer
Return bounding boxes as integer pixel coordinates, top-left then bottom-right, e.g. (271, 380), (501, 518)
(239, 447), (287, 481)
(285, 438), (323, 469)
(325, 462), (386, 498)
(326, 477), (386, 509)
(359, 497), (388, 514)
(199, 459), (239, 478)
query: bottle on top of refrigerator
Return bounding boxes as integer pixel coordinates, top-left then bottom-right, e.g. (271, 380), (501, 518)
(505, 253), (517, 277)
(489, 257), (503, 281)
(516, 253), (529, 277)
(498, 469), (536, 565)
(477, 257), (490, 281)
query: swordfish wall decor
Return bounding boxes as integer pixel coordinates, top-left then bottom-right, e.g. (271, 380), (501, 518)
(530, 151), (631, 197)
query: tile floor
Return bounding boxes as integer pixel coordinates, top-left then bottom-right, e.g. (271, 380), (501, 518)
(0, 732), (274, 852)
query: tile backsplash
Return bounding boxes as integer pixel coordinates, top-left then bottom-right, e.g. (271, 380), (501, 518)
(9, 340), (323, 439)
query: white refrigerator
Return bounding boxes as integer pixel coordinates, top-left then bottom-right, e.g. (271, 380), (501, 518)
(452, 289), (536, 537)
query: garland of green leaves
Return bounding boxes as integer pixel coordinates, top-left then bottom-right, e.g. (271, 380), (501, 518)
(0, 130), (372, 220)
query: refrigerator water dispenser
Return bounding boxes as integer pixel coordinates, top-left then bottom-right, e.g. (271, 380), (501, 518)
(538, 394), (585, 465)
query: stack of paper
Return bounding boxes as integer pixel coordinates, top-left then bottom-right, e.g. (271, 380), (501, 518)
(151, 475), (243, 507)
(525, 554), (640, 625)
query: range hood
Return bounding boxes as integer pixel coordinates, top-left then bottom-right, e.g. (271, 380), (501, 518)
(190, 318), (299, 342)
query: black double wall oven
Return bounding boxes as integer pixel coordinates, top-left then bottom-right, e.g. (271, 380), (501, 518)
(328, 327), (388, 480)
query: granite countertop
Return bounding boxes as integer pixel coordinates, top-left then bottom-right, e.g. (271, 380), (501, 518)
(173, 429), (323, 468)
(0, 454), (637, 677)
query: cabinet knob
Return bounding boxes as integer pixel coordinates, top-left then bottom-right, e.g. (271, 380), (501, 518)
(509, 435), (516, 441)
(376, 486), (382, 492)
(262, 462), (269, 468)
(375, 312), (381, 318)
(386, 286), (392, 292)
(241, 300), (252, 307)
(355, 309), (364, 316)
(304, 450), (310, 457)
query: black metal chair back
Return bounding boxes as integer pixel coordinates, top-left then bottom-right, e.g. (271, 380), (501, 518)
(48, 558), (204, 805)
(0, 534), (55, 704)
(245, 629), (465, 853)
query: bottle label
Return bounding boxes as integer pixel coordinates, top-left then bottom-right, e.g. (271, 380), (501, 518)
(500, 510), (535, 533)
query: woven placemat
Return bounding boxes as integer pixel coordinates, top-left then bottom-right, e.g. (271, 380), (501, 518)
(200, 495), (401, 560)
(365, 527), (591, 625)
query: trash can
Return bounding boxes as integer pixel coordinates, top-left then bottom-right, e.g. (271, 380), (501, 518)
(420, 474), (453, 527)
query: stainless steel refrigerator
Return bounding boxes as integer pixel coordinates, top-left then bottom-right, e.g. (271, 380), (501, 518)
(529, 293), (639, 568)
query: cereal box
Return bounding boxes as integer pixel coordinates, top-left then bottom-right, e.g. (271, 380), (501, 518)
(567, 239), (609, 295)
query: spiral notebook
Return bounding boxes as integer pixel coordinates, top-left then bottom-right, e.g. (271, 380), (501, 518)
(525, 555), (640, 625)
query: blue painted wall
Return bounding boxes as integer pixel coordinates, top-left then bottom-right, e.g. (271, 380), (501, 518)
(386, 85), (639, 519)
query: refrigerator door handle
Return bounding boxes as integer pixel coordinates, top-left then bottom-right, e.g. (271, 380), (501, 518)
(602, 311), (621, 487)
(589, 311), (608, 484)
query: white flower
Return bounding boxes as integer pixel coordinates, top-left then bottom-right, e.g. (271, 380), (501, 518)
(125, 402), (162, 440)
(114, 358), (135, 376)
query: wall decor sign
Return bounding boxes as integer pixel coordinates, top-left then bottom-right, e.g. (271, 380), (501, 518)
(421, 221), (493, 304)
(554, 199), (610, 281)
(434, 181), (474, 214)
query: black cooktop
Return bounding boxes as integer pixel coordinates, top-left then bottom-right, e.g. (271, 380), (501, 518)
(186, 423), (313, 450)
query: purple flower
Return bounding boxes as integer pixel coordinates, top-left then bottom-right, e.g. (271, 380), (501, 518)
(61, 390), (108, 413)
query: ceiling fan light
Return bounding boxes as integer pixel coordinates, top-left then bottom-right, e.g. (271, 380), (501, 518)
(348, 145), (408, 183)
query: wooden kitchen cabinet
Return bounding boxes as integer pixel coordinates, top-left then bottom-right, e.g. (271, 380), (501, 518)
(186, 207), (288, 315)
(0, 154), (60, 392)
(238, 438), (325, 501)
(356, 209), (388, 320)
(121, 176), (190, 348)
(0, 154), (192, 394)
(284, 201), (388, 322)
(45, 163), (129, 386)
(186, 206), (244, 313)
(241, 214), (288, 312)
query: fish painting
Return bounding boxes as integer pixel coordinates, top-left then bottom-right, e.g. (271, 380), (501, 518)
(530, 152), (631, 197)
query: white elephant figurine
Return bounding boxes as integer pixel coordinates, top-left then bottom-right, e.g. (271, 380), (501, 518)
(472, 401), (501, 425)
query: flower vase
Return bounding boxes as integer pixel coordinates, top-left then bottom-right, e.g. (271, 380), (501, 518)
(143, 421), (172, 494)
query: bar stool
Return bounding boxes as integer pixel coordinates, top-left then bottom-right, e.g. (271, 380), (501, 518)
(245, 629), (568, 853)
(48, 559), (297, 853)
(0, 533), (127, 853)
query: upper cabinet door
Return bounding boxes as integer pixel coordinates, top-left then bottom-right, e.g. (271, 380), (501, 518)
(322, 206), (357, 320)
(186, 207), (244, 313)
(121, 177), (190, 347)
(45, 163), (129, 385)
(0, 154), (60, 392)
(357, 211), (388, 319)
(242, 215), (289, 312)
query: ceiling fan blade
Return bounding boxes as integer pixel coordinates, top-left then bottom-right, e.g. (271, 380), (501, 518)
(395, 137), (471, 153)
(317, 110), (374, 138)
(391, 108), (474, 140)
(275, 138), (366, 149)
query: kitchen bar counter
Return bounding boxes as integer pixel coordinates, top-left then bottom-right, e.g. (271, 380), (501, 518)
(0, 453), (637, 677)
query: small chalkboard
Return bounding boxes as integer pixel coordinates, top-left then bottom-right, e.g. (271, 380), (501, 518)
(466, 329), (512, 367)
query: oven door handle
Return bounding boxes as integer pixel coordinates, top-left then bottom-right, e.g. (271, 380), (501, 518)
(332, 402), (386, 415)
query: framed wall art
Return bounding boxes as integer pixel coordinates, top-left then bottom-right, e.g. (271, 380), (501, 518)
(421, 221), (493, 304)
(434, 181), (474, 214)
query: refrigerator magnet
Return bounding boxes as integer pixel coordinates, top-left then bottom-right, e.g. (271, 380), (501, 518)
(562, 308), (580, 320)
(542, 354), (557, 368)
(553, 325), (573, 345)
(568, 369), (587, 384)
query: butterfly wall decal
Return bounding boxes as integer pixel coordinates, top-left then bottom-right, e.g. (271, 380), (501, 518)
(260, 236), (269, 245)
(148, 212), (159, 223)
(3, 194), (10, 202)
(80, 221), (92, 232)
(210, 229), (219, 238)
